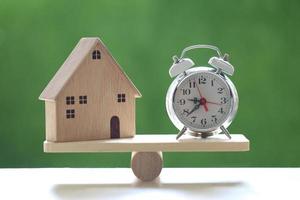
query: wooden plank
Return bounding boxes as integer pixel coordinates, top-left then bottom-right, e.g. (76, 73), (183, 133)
(44, 134), (249, 152)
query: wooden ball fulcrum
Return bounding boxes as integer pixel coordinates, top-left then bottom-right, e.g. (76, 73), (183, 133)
(131, 151), (163, 181)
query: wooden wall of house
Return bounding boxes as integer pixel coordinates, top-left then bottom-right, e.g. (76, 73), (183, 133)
(45, 101), (57, 141)
(53, 42), (136, 142)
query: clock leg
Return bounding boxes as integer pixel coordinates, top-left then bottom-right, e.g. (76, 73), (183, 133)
(176, 126), (187, 140)
(221, 125), (232, 139)
(131, 151), (163, 181)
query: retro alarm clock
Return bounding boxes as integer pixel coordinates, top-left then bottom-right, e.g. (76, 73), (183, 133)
(166, 45), (238, 140)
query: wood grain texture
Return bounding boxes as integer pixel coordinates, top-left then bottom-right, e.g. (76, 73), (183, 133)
(131, 151), (163, 181)
(45, 101), (57, 141)
(44, 134), (250, 152)
(39, 37), (141, 142)
(39, 37), (141, 100)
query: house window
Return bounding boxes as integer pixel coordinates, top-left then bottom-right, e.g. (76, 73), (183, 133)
(92, 50), (101, 60)
(66, 96), (75, 105)
(117, 93), (126, 103)
(79, 95), (87, 104)
(66, 109), (75, 119)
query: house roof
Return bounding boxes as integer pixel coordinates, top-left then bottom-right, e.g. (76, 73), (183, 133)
(39, 37), (142, 101)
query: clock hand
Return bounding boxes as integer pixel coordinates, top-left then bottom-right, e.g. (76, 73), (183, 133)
(189, 98), (221, 106)
(195, 83), (208, 112)
(187, 98), (199, 104)
(187, 98), (199, 101)
(195, 82), (203, 98)
(206, 100), (222, 105)
(187, 98), (209, 112)
(186, 103), (201, 116)
(203, 103), (208, 112)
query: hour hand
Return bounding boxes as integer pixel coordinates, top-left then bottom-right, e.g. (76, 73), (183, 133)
(187, 98), (200, 104)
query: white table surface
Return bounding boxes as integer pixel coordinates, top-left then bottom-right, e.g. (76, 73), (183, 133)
(0, 168), (299, 200)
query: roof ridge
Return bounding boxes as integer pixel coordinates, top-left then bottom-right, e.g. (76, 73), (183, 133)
(39, 37), (141, 101)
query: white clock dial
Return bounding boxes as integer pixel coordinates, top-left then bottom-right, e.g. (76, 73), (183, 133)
(172, 71), (232, 132)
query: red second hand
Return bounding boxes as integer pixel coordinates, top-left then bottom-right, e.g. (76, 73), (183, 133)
(195, 81), (203, 98)
(195, 83), (208, 112)
(206, 101), (222, 105)
(203, 104), (208, 112)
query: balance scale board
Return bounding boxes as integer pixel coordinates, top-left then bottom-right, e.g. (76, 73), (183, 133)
(44, 134), (249, 181)
(44, 134), (249, 152)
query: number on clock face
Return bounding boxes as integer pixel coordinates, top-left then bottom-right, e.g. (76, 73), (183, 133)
(173, 72), (232, 131)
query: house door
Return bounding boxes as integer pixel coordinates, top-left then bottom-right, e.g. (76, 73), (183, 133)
(110, 116), (120, 138)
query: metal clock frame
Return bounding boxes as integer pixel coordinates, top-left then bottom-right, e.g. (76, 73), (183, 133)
(166, 45), (239, 140)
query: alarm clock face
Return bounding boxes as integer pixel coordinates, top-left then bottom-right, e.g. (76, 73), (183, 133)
(167, 67), (238, 133)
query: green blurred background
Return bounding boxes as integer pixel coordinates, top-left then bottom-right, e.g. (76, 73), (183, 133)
(0, 0), (299, 168)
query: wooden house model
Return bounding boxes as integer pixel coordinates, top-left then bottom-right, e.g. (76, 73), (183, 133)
(39, 37), (141, 142)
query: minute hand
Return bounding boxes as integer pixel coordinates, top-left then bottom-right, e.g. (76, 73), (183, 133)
(186, 103), (200, 116)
